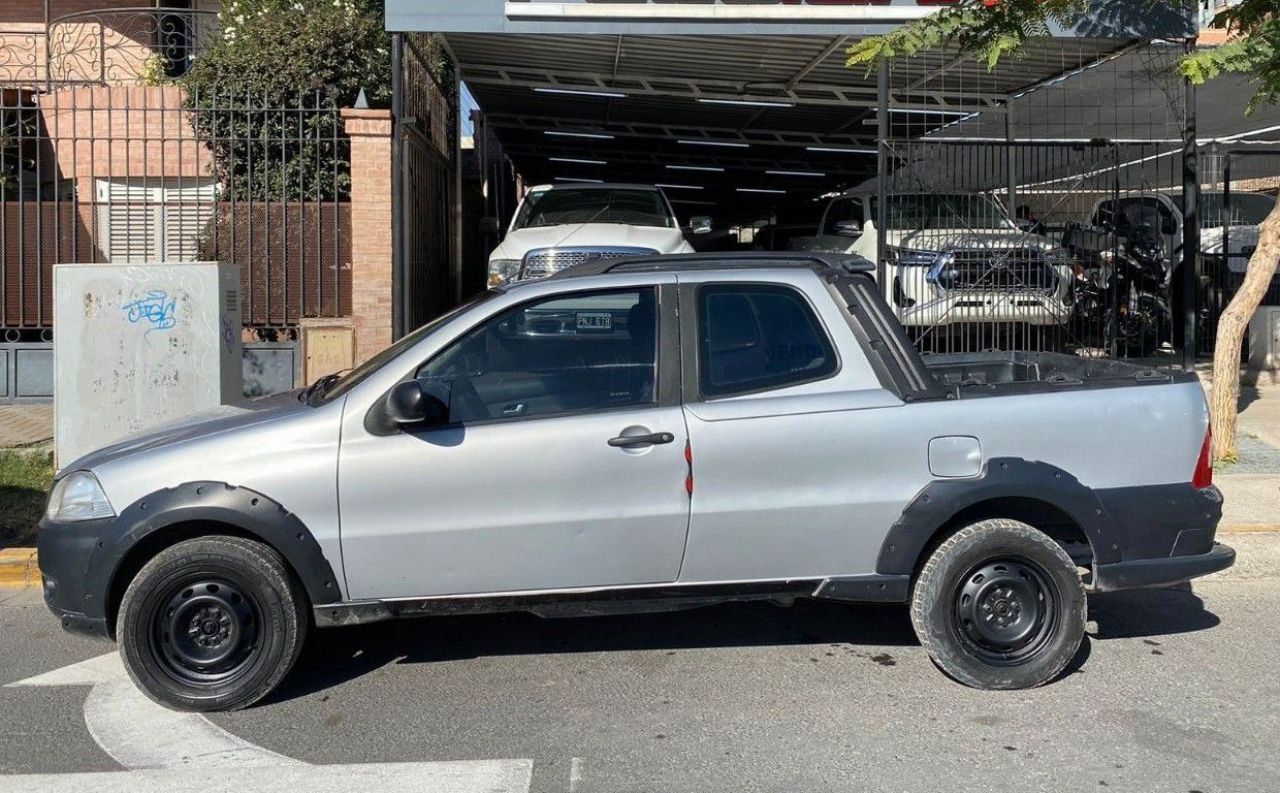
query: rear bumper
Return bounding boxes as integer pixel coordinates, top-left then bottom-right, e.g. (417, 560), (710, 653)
(1092, 542), (1236, 592)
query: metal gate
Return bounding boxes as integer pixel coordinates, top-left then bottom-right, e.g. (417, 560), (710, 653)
(391, 33), (458, 337)
(876, 139), (1192, 363)
(3, 41), (353, 399)
(1197, 146), (1280, 357)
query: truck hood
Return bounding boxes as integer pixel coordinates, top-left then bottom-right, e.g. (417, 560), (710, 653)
(59, 390), (306, 477)
(490, 223), (691, 260)
(886, 228), (1057, 252)
(1201, 224), (1259, 256)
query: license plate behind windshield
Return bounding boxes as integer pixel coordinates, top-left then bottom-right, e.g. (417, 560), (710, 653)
(576, 312), (612, 331)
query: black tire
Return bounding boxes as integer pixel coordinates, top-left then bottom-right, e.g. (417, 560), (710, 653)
(910, 519), (1086, 690)
(117, 535), (308, 712)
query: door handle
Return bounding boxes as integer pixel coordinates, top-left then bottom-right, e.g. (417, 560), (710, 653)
(608, 432), (676, 448)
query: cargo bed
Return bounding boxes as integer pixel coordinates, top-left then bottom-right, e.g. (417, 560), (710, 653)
(921, 351), (1198, 398)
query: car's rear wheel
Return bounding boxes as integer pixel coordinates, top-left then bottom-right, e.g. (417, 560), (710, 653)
(117, 535), (307, 711)
(910, 519), (1086, 690)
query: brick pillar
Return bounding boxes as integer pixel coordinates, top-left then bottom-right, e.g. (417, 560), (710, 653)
(341, 108), (394, 365)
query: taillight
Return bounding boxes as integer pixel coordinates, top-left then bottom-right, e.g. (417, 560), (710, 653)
(1192, 426), (1213, 489)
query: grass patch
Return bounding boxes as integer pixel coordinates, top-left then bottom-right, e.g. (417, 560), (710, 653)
(0, 450), (54, 547)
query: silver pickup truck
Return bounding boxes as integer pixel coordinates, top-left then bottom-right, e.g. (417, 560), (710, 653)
(38, 253), (1233, 711)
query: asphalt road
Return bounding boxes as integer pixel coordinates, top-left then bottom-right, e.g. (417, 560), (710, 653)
(2, 580), (1278, 792)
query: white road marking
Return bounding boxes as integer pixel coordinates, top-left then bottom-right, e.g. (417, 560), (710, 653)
(9, 649), (296, 767)
(5, 652), (534, 791)
(1, 761), (535, 793)
(8, 652), (297, 770)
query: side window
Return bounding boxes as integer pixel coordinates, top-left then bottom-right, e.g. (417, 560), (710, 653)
(417, 288), (657, 423)
(822, 197), (863, 236)
(697, 284), (837, 398)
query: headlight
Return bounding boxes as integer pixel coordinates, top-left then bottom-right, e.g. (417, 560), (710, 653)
(886, 247), (939, 267)
(487, 259), (522, 287)
(45, 472), (115, 522)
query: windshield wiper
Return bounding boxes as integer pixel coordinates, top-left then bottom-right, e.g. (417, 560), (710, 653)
(302, 372), (344, 405)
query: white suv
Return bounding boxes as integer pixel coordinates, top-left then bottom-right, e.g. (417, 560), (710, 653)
(815, 189), (1073, 328)
(487, 183), (701, 286)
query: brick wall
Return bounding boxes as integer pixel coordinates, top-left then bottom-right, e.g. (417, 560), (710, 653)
(342, 108), (394, 365)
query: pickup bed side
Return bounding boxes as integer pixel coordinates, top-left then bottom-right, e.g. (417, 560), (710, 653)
(828, 270), (1230, 590)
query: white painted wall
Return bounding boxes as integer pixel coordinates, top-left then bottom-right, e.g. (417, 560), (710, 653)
(53, 262), (243, 466)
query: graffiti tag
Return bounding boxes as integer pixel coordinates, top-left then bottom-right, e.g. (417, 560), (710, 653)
(122, 290), (178, 333)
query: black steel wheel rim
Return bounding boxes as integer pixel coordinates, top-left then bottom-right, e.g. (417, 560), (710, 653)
(952, 556), (1059, 666)
(150, 577), (261, 687)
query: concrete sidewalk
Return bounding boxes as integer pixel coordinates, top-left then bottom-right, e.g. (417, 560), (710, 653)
(1212, 379), (1280, 531)
(0, 405), (53, 449)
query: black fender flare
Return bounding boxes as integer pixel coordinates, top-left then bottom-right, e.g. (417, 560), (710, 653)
(91, 481), (342, 618)
(875, 457), (1119, 577)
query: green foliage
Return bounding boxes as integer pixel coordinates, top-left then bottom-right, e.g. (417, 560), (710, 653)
(847, 0), (1088, 73)
(1181, 12), (1280, 113)
(0, 450), (54, 547)
(183, 0), (393, 201)
(848, 0), (1280, 113)
(137, 54), (176, 88)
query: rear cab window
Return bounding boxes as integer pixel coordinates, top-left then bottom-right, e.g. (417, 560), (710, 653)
(695, 283), (838, 398)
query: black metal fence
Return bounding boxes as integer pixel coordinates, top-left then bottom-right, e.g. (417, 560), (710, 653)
(1197, 146), (1280, 357)
(0, 83), (352, 334)
(878, 139), (1190, 362)
(868, 41), (1214, 364)
(392, 32), (458, 337)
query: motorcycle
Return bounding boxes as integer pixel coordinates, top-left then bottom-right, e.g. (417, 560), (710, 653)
(1063, 219), (1173, 357)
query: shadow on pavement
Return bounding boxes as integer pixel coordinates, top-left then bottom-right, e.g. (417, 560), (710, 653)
(1087, 582), (1220, 640)
(267, 598), (916, 705)
(265, 584), (1222, 705)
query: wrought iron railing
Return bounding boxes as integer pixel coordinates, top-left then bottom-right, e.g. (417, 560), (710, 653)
(0, 29), (47, 88)
(46, 7), (220, 85)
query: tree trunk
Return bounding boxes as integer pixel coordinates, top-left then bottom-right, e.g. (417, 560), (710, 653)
(1211, 195), (1280, 462)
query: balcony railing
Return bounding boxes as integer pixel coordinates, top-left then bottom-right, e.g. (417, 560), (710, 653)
(0, 29), (47, 88)
(45, 7), (220, 86)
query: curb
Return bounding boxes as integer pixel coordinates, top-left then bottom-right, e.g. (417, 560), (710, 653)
(3, 533), (1280, 591)
(0, 548), (39, 589)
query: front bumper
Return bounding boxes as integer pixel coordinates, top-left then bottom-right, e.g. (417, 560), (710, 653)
(36, 515), (116, 640)
(1092, 542), (1236, 592)
(896, 291), (1072, 327)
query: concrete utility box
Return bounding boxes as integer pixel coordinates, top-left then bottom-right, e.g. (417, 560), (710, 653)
(54, 262), (243, 466)
(1250, 306), (1280, 381)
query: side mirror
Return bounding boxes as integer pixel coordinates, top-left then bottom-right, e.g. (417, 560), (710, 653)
(689, 216), (713, 235)
(834, 219), (863, 238)
(479, 217), (502, 235)
(385, 379), (449, 427)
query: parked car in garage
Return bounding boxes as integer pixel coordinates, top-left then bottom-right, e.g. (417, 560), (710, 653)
(1086, 190), (1273, 275)
(752, 222), (818, 252)
(814, 188), (1074, 328)
(39, 252), (1231, 711)
(1083, 191), (1278, 346)
(485, 183), (701, 286)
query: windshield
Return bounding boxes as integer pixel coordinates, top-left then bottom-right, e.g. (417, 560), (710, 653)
(871, 193), (1014, 231)
(317, 290), (498, 404)
(511, 188), (675, 230)
(1200, 192), (1275, 227)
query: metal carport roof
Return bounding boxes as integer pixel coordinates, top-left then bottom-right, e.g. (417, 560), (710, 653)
(445, 32), (1147, 218)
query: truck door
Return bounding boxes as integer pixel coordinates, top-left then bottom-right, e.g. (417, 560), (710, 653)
(337, 280), (691, 600)
(676, 274), (912, 583)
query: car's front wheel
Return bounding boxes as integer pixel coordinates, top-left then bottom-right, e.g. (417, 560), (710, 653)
(910, 519), (1086, 690)
(117, 535), (308, 711)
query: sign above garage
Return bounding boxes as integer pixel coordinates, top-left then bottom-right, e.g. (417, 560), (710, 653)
(385, 0), (1193, 37)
